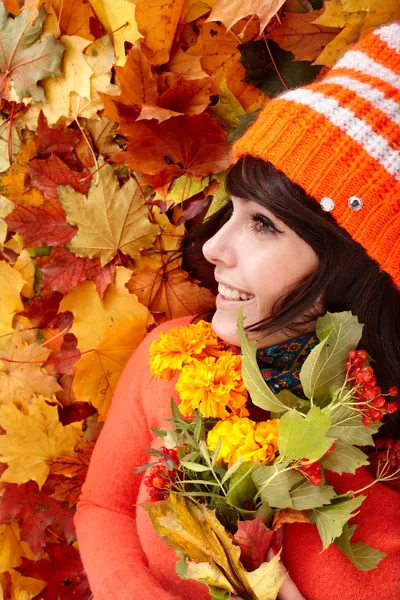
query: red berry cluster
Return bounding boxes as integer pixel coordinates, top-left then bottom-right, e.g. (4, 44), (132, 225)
(293, 443), (336, 486)
(375, 438), (400, 472)
(345, 350), (399, 427)
(143, 446), (180, 502)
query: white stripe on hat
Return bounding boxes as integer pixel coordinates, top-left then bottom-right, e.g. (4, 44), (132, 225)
(281, 87), (400, 180)
(375, 22), (400, 54)
(332, 50), (400, 91)
(323, 74), (400, 127)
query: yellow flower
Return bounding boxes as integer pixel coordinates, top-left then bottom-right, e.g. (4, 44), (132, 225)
(149, 320), (219, 381)
(254, 420), (279, 465)
(176, 352), (249, 418)
(207, 417), (280, 468)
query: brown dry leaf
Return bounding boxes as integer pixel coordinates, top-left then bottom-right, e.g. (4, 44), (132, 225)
(167, 48), (209, 79)
(205, 0), (286, 35)
(272, 508), (312, 530)
(266, 10), (342, 62)
(0, 332), (61, 405)
(0, 396), (82, 489)
(135, 0), (187, 65)
(126, 264), (216, 324)
(59, 161), (160, 266)
(85, 117), (120, 157)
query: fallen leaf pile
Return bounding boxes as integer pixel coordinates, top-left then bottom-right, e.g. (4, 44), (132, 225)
(0, 0), (397, 597)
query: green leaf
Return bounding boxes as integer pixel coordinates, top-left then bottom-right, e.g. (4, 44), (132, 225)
(252, 462), (303, 509)
(312, 495), (366, 551)
(278, 406), (334, 462)
(226, 462), (259, 509)
(180, 461), (211, 473)
(227, 109), (261, 144)
(328, 406), (380, 446)
(150, 427), (167, 439)
(199, 440), (212, 466)
(321, 441), (370, 475)
(212, 437), (222, 468)
(237, 307), (290, 414)
(290, 481), (336, 510)
(300, 311), (364, 403)
(221, 456), (243, 485)
(335, 523), (387, 571)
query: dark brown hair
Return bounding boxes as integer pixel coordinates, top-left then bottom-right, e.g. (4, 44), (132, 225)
(166, 156), (400, 438)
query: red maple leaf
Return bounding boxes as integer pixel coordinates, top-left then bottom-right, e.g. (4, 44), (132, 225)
(46, 333), (80, 376)
(25, 153), (92, 200)
(34, 111), (82, 171)
(37, 247), (115, 297)
(5, 199), (77, 247)
(19, 543), (91, 600)
(0, 480), (76, 558)
(233, 516), (274, 570)
(115, 113), (233, 188)
(21, 293), (63, 327)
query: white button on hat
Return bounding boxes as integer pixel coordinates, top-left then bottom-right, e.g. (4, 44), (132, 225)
(320, 197), (335, 212)
(348, 195), (363, 211)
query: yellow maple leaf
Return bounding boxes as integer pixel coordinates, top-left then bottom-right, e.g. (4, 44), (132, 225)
(0, 264), (24, 341)
(13, 251), (35, 299)
(0, 134), (44, 207)
(73, 318), (149, 420)
(0, 332), (61, 405)
(0, 523), (37, 575)
(59, 266), (153, 351)
(135, 0), (186, 65)
(58, 162), (160, 266)
(88, 0), (142, 66)
(0, 396), (82, 489)
(0, 197), (14, 247)
(205, 0), (286, 35)
(0, 568), (46, 600)
(39, 35), (93, 124)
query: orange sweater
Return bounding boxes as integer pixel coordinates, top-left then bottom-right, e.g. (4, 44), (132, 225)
(74, 316), (400, 600)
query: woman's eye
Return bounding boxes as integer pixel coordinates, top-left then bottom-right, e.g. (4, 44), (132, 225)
(250, 214), (280, 235)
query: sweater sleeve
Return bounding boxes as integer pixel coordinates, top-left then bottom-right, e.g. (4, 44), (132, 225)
(73, 318), (191, 600)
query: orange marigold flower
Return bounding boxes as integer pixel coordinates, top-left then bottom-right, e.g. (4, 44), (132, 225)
(149, 320), (220, 381)
(176, 352), (249, 419)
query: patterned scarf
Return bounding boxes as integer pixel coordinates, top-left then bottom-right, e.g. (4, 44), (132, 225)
(241, 333), (319, 400)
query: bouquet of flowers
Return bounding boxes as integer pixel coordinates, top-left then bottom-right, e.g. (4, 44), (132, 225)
(136, 308), (400, 600)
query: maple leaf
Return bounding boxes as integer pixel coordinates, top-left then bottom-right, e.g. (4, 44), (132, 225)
(0, 332), (61, 404)
(5, 198), (77, 248)
(0, 133), (45, 206)
(14, 249), (35, 298)
(0, 262), (24, 339)
(0, 568), (46, 600)
(116, 113), (234, 189)
(135, 0), (186, 65)
(46, 333), (80, 376)
(126, 264), (216, 324)
(266, 10), (342, 62)
(46, 441), (94, 506)
(0, 480), (76, 558)
(37, 247), (104, 295)
(0, 522), (37, 574)
(58, 162), (160, 266)
(19, 543), (91, 600)
(0, 195), (14, 245)
(73, 318), (150, 420)
(88, 0), (142, 66)
(0, 395), (82, 489)
(44, 0), (101, 41)
(233, 516), (274, 570)
(0, 5), (64, 102)
(206, 0), (287, 35)
(33, 111), (82, 170)
(85, 117), (120, 158)
(25, 153), (92, 201)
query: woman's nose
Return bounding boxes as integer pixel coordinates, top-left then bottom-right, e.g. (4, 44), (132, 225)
(202, 221), (237, 267)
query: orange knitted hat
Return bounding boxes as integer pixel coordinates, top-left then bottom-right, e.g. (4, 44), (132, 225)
(232, 22), (400, 290)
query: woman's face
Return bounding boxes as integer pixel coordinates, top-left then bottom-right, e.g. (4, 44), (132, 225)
(201, 196), (320, 348)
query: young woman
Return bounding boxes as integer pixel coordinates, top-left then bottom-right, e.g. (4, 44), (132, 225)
(74, 21), (400, 600)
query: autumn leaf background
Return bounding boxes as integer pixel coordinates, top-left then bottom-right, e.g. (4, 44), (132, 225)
(0, 0), (397, 597)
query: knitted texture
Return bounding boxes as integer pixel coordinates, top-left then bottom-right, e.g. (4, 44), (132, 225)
(232, 21), (400, 290)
